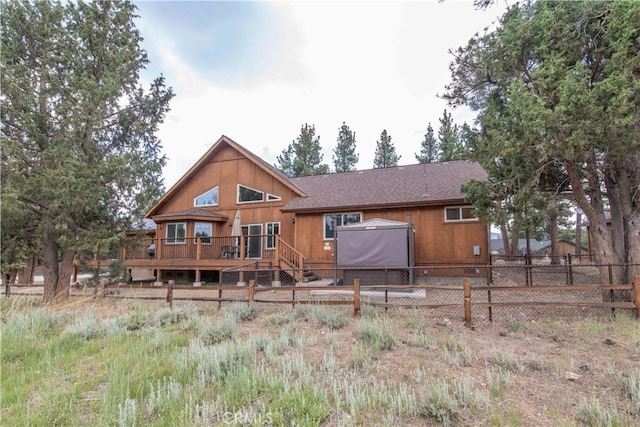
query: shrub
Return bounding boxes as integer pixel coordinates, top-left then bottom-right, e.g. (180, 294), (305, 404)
(63, 311), (125, 340)
(293, 305), (348, 329)
(225, 303), (257, 322)
(153, 304), (197, 326)
(197, 316), (237, 345)
(416, 380), (459, 426)
(357, 317), (396, 352)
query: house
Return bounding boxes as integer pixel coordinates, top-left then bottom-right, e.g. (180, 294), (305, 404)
(490, 238), (549, 255)
(490, 238), (589, 258)
(537, 239), (589, 257)
(123, 135), (489, 284)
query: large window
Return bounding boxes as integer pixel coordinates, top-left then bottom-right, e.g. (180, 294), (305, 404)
(166, 222), (186, 244)
(265, 222), (280, 249)
(194, 222), (212, 244)
(237, 184), (264, 203)
(445, 206), (478, 222)
(194, 186), (218, 206)
(324, 212), (361, 239)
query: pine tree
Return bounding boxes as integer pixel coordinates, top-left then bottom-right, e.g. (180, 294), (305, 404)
(415, 124), (439, 163)
(1, 1), (174, 301)
(333, 122), (359, 172)
(276, 123), (330, 177)
(438, 109), (465, 161)
(373, 130), (400, 168)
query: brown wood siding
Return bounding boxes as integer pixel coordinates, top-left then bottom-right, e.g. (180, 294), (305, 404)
(153, 145), (297, 246)
(292, 206), (487, 268)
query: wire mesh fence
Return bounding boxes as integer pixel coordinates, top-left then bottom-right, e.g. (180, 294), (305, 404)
(6, 263), (638, 323)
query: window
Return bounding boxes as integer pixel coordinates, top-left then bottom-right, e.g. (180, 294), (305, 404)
(265, 222), (280, 249)
(166, 222), (186, 244)
(324, 212), (361, 239)
(237, 184), (264, 203)
(194, 186), (218, 206)
(194, 222), (212, 244)
(267, 193), (281, 201)
(445, 206), (478, 222)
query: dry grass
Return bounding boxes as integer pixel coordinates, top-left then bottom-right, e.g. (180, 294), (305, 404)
(2, 294), (639, 426)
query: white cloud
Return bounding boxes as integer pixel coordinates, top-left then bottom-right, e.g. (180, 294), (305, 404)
(138, 1), (507, 189)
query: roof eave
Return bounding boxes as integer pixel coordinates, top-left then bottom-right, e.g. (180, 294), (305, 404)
(281, 198), (470, 213)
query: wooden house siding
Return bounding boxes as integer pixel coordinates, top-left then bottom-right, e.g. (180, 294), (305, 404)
(151, 144), (298, 247)
(293, 205), (487, 268)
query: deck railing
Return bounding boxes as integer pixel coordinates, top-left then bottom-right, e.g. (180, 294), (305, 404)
(124, 236), (280, 261)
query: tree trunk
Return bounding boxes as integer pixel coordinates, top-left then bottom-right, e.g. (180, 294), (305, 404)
(43, 234), (74, 302)
(56, 249), (74, 301)
(548, 201), (560, 265)
(500, 222), (510, 258)
(565, 161), (624, 293)
(16, 255), (36, 284)
(43, 233), (60, 303)
(623, 211), (640, 285)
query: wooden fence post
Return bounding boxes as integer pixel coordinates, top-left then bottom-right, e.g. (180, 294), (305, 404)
(98, 279), (106, 300)
(634, 276), (640, 320)
(248, 280), (255, 306)
(354, 278), (361, 316)
(464, 278), (471, 327)
(167, 280), (174, 307)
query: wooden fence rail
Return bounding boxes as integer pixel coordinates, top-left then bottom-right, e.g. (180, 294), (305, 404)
(5, 277), (639, 324)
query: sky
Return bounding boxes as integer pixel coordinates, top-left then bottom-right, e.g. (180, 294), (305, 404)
(134, 0), (509, 189)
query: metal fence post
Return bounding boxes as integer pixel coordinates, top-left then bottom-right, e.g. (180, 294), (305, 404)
(464, 278), (471, 327)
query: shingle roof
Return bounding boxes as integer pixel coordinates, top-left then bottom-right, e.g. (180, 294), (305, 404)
(282, 160), (487, 212)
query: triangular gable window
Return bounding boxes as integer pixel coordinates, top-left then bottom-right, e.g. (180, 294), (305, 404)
(238, 184), (264, 203)
(194, 186), (219, 207)
(267, 193), (281, 201)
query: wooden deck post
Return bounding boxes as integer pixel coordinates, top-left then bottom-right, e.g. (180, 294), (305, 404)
(634, 276), (640, 320)
(464, 278), (472, 327)
(196, 238), (202, 260)
(354, 278), (361, 316)
(248, 280), (255, 306)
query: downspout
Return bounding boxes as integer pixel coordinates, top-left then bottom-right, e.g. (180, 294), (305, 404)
(408, 214), (414, 285)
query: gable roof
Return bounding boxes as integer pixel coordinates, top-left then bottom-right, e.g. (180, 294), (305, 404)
(282, 160), (487, 212)
(146, 135), (306, 217)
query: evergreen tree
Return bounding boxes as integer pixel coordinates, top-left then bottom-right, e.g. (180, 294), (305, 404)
(373, 130), (400, 168)
(276, 123), (329, 177)
(333, 122), (359, 172)
(1, 1), (174, 301)
(438, 109), (465, 161)
(445, 1), (640, 286)
(415, 124), (439, 163)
